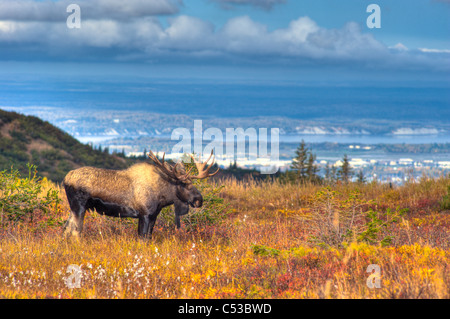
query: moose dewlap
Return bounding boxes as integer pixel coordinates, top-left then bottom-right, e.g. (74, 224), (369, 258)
(62, 150), (219, 238)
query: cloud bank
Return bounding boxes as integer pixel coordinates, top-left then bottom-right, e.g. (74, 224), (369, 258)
(0, 0), (448, 72)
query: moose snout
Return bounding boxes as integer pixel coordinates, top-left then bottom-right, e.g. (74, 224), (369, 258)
(193, 197), (203, 208)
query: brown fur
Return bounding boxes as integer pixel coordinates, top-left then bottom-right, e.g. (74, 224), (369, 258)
(64, 163), (166, 210)
(62, 161), (203, 238)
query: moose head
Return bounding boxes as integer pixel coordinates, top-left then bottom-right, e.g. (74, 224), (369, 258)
(147, 149), (219, 208)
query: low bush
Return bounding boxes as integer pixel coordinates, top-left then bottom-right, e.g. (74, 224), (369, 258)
(306, 186), (407, 248)
(0, 164), (61, 225)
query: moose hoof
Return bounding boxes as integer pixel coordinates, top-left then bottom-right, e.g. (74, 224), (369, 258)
(63, 228), (81, 241)
(138, 233), (153, 240)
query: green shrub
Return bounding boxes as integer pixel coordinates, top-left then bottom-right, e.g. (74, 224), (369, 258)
(182, 179), (229, 231)
(159, 176), (229, 231)
(251, 244), (280, 257)
(0, 164), (61, 225)
(307, 187), (407, 248)
(356, 206), (408, 246)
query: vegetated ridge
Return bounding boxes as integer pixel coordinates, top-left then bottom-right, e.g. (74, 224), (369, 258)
(0, 109), (137, 182)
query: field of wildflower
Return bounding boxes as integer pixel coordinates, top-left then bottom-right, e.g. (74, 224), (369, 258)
(0, 168), (449, 299)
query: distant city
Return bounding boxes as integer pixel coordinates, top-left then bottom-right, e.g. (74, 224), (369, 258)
(126, 150), (450, 184)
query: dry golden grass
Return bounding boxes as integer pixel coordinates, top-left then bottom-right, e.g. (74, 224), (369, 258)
(0, 175), (449, 298)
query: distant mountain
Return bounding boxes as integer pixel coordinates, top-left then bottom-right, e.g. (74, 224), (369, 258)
(0, 109), (138, 182)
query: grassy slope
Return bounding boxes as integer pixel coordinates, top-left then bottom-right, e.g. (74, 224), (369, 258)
(0, 175), (449, 299)
(0, 109), (135, 182)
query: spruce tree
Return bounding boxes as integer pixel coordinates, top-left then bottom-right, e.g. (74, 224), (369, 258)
(306, 151), (319, 182)
(338, 154), (352, 183)
(291, 140), (308, 180)
(331, 165), (338, 183)
(324, 163), (331, 182)
(357, 170), (366, 184)
(325, 162), (336, 184)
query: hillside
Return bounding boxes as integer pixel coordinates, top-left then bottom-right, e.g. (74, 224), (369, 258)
(0, 109), (137, 182)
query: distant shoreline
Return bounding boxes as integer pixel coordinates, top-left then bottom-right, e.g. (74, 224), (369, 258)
(74, 133), (450, 146)
(3, 105), (450, 145)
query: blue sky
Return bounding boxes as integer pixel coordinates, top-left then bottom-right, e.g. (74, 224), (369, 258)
(0, 0), (449, 83)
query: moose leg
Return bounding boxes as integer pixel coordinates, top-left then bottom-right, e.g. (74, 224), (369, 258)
(65, 205), (86, 239)
(64, 205), (86, 239)
(138, 208), (161, 238)
(63, 186), (88, 239)
(175, 215), (181, 229)
(138, 215), (151, 238)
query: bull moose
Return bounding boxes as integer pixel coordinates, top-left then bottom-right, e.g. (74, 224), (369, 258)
(62, 150), (219, 239)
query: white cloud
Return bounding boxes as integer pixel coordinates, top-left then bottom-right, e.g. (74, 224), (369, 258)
(164, 15), (215, 50)
(419, 47), (450, 53)
(215, 16), (388, 62)
(221, 15), (267, 39)
(218, 16), (269, 54)
(66, 20), (124, 48)
(272, 16), (319, 43)
(0, 1), (64, 21)
(0, 20), (49, 42)
(390, 43), (409, 51)
(305, 22), (387, 60)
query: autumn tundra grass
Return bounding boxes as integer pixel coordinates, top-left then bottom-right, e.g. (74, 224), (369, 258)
(0, 166), (449, 298)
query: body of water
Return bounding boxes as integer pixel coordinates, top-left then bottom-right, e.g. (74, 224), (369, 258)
(1, 76), (449, 122)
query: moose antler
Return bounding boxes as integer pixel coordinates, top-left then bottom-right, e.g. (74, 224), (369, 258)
(148, 150), (219, 181)
(148, 150), (193, 182)
(189, 150), (220, 179)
